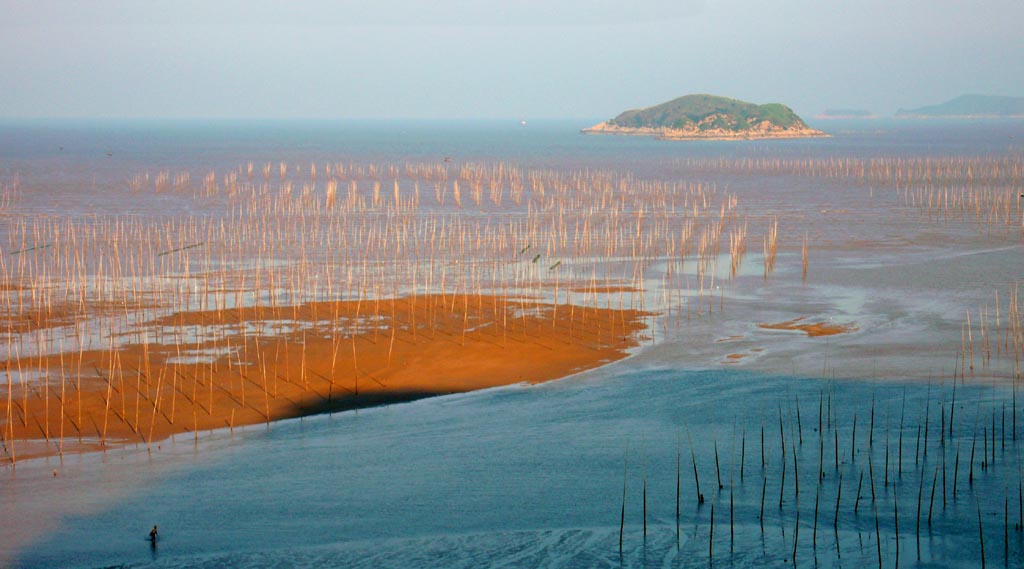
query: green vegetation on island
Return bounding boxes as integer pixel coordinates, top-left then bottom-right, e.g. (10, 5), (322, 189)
(583, 94), (826, 140)
(896, 94), (1024, 118)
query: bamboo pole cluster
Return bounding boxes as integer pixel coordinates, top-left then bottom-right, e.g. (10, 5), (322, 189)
(762, 217), (779, 280)
(0, 160), (764, 464)
(665, 155), (1024, 238)
(665, 155), (1024, 188)
(619, 382), (1024, 566)
(959, 286), (1024, 383)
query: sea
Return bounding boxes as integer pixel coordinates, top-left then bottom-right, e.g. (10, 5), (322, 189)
(1, 118), (1023, 568)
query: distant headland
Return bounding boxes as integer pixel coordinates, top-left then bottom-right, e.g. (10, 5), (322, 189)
(896, 94), (1024, 119)
(582, 94), (828, 140)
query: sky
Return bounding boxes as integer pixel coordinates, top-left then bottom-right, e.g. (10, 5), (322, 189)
(1, 0), (1022, 120)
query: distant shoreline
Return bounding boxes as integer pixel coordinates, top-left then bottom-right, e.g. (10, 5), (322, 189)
(814, 115), (878, 120)
(581, 122), (829, 141)
(894, 114), (1024, 120)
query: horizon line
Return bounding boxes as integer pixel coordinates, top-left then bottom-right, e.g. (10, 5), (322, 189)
(0, 115), (605, 123)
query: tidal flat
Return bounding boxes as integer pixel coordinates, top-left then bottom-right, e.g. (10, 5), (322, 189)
(1, 118), (1022, 567)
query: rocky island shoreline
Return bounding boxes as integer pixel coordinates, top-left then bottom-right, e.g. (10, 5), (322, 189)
(583, 94), (828, 141)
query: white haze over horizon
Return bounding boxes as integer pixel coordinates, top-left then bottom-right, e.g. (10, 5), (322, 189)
(1, 0), (1022, 120)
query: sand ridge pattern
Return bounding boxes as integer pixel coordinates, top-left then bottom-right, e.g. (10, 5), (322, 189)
(758, 317), (857, 337)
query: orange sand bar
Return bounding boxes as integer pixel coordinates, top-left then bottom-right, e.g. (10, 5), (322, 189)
(758, 317), (857, 337)
(0, 294), (648, 463)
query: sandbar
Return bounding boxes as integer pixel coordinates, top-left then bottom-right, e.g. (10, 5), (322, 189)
(1, 294), (648, 463)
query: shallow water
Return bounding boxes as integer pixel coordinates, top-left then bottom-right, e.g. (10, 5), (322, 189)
(9, 364), (1024, 568)
(2, 118), (1024, 567)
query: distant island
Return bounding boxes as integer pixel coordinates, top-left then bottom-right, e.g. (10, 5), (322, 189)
(582, 94), (828, 140)
(816, 109), (876, 120)
(896, 95), (1024, 118)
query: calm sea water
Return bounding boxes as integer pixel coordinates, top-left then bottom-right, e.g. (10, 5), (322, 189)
(2, 118), (1022, 189)
(2, 118), (1024, 567)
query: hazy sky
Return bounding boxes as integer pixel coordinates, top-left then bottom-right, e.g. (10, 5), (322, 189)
(2, 0), (1022, 119)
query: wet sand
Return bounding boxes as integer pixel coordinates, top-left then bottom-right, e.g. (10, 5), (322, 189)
(1, 294), (648, 463)
(758, 317), (857, 337)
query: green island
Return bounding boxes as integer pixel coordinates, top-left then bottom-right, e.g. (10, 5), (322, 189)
(896, 94), (1024, 118)
(582, 94), (828, 140)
